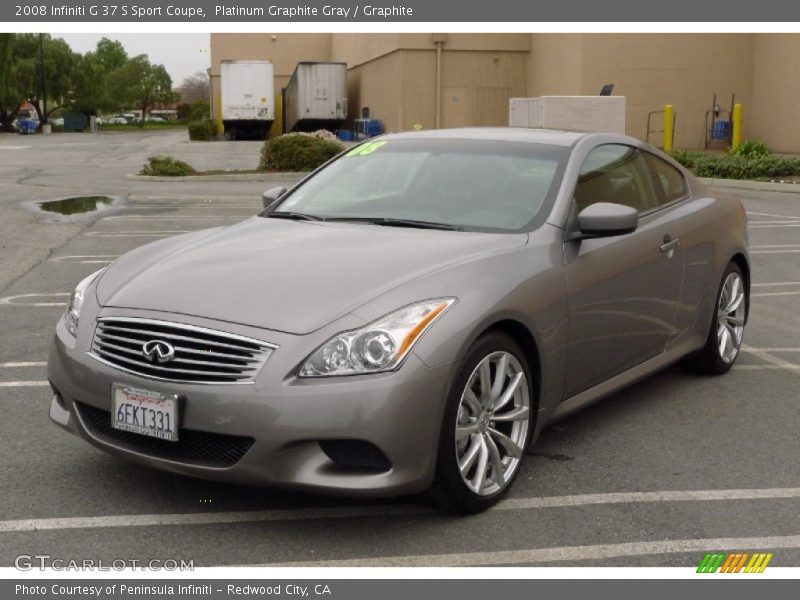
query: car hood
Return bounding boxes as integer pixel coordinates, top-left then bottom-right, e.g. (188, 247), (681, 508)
(96, 217), (526, 334)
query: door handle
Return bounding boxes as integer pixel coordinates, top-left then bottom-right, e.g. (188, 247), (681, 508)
(660, 235), (680, 254)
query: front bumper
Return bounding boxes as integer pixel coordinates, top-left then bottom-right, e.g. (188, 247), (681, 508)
(47, 311), (453, 497)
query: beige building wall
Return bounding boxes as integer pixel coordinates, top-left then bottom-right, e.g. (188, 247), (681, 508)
(577, 34), (754, 150)
(751, 34), (800, 153)
(527, 34), (583, 97)
(333, 34), (529, 132)
(209, 32), (800, 151)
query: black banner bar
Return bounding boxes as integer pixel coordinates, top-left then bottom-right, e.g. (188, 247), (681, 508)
(4, 0), (800, 22)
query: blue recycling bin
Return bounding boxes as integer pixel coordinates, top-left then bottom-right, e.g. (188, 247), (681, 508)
(712, 120), (731, 142)
(18, 119), (37, 135)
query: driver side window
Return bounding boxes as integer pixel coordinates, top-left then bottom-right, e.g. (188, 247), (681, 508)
(575, 144), (657, 215)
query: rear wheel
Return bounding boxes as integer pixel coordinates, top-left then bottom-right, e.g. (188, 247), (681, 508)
(684, 262), (747, 374)
(429, 333), (533, 513)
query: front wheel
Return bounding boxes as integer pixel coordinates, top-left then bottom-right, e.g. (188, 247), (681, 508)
(683, 262), (747, 374)
(428, 333), (534, 513)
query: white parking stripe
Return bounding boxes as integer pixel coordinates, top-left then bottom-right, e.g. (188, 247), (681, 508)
(0, 362), (46, 368)
(103, 216), (244, 221)
(255, 535), (800, 567)
(749, 223), (800, 228)
(2, 487), (800, 534)
(736, 365), (800, 371)
(751, 245), (800, 249)
(752, 291), (800, 297)
(51, 255), (119, 264)
(751, 250), (800, 254)
(84, 231), (192, 237)
(742, 344), (800, 373)
(0, 293), (69, 307)
(744, 347), (800, 352)
(752, 282), (800, 287)
(747, 211), (800, 221)
(0, 381), (48, 388)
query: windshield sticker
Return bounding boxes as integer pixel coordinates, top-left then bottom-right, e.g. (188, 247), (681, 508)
(346, 141), (388, 157)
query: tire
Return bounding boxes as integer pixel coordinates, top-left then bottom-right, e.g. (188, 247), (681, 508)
(683, 261), (747, 375)
(428, 332), (534, 513)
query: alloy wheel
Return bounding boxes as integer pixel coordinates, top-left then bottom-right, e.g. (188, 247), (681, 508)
(455, 351), (530, 496)
(717, 271), (746, 363)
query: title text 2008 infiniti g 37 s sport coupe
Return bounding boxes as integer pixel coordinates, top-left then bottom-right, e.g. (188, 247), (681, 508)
(48, 128), (749, 512)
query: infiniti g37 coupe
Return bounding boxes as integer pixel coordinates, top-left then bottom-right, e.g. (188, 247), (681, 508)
(48, 128), (749, 512)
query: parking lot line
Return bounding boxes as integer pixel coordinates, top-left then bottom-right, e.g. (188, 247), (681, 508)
(752, 291), (800, 297)
(0, 293), (69, 307)
(103, 216), (245, 221)
(2, 486), (799, 534)
(0, 381), (49, 387)
(0, 362), (46, 368)
(51, 255), (119, 264)
(84, 231), (193, 237)
(751, 281), (800, 286)
(747, 211), (800, 221)
(742, 344), (800, 373)
(254, 534), (800, 567)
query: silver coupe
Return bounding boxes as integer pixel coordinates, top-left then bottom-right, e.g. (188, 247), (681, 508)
(48, 128), (749, 512)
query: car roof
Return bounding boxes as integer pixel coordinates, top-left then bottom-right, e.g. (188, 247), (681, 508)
(382, 127), (589, 147)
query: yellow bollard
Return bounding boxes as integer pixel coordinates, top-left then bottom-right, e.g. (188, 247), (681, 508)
(732, 103), (743, 151)
(663, 104), (674, 152)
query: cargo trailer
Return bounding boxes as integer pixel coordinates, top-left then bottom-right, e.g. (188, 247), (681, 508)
(284, 62), (347, 133)
(220, 60), (275, 140)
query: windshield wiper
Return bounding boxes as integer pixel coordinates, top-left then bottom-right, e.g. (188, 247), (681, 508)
(325, 217), (463, 231)
(265, 211), (324, 222)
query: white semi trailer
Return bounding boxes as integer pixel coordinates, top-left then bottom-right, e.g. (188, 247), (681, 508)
(284, 62), (347, 133)
(220, 60), (275, 140)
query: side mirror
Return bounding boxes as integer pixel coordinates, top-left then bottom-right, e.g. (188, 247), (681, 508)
(261, 186), (288, 209)
(576, 202), (639, 238)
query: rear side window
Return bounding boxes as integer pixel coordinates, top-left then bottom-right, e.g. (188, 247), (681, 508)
(646, 154), (689, 205)
(575, 144), (656, 214)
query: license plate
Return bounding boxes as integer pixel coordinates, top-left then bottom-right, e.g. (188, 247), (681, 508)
(111, 384), (178, 442)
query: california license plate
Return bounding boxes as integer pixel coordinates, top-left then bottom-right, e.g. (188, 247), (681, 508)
(111, 384), (178, 442)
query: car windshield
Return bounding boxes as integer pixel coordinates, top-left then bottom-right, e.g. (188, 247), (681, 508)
(267, 138), (569, 232)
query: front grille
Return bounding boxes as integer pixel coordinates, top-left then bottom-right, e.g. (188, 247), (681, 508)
(88, 317), (276, 384)
(75, 401), (254, 467)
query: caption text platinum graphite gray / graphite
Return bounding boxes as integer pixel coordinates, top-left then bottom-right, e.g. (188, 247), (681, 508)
(215, 4), (414, 17)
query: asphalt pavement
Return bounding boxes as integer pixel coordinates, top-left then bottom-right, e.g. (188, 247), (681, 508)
(0, 130), (798, 568)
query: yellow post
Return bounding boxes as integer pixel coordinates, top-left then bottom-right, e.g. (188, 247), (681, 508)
(663, 104), (674, 152)
(732, 103), (743, 151)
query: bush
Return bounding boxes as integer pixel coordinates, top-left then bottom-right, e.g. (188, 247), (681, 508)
(140, 155), (195, 177)
(669, 150), (707, 169)
(259, 132), (344, 171)
(729, 140), (771, 158)
(188, 119), (216, 141)
(188, 100), (210, 122)
(692, 154), (800, 179)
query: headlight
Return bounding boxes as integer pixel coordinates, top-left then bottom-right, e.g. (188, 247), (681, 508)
(65, 268), (105, 337)
(298, 298), (456, 377)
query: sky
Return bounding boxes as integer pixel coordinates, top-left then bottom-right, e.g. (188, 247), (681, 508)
(55, 33), (211, 85)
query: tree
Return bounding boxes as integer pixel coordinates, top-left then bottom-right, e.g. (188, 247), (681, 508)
(94, 37), (127, 71)
(0, 34), (21, 131)
(178, 71), (209, 103)
(70, 38), (129, 116)
(108, 55), (175, 125)
(12, 34), (77, 125)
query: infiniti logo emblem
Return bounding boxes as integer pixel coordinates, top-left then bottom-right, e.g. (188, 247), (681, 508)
(142, 340), (176, 364)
